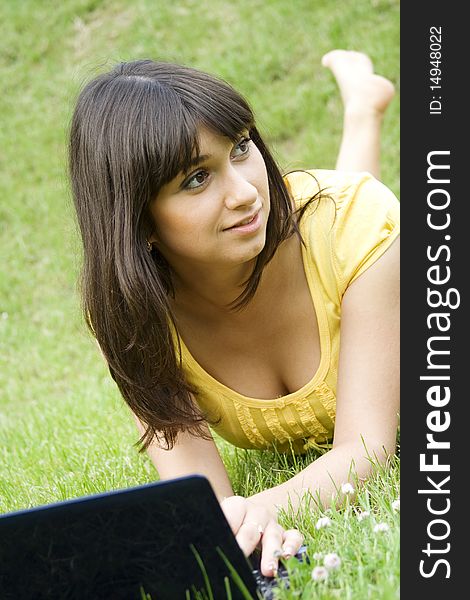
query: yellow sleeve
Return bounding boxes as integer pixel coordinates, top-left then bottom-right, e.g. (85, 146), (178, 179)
(331, 172), (400, 294)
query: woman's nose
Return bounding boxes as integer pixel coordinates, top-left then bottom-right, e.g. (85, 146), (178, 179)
(222, 167), (258, 210)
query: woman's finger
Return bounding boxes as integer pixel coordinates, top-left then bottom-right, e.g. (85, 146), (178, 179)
(281, 528), (304, 558)
(219, 496), (247, 535)
(259, 521), (284, 577)
(235, 520), (265, 556)
(234, 504), (273, 556)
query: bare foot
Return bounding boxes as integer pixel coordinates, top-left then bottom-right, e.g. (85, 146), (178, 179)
(321, 49), (395, 116)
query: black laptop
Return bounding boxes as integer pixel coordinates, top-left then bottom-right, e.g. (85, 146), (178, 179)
(0, 475), (308, 599)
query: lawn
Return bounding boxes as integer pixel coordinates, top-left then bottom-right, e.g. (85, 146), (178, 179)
(0, 0), (399, 598)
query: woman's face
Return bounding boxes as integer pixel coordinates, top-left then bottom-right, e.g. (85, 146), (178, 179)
(149, 126), (270, 273)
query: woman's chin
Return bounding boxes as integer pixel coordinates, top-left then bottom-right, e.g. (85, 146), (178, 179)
(232, 236), (267, 264)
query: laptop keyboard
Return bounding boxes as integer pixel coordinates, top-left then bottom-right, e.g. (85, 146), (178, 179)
(250, 545), (309, 599)
(252, 563), (290, 599)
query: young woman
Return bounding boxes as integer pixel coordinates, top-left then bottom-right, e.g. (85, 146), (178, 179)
(69, 50), (399, 578)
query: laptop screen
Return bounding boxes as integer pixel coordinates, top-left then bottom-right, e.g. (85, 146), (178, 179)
(0, 475), (259, 600)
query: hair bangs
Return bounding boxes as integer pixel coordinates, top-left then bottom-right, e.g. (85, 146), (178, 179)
(196, 95), (255, 144)
(147, 83), (255, 191)
(146, 88), (202, 190)
(113, 61), (255, 193)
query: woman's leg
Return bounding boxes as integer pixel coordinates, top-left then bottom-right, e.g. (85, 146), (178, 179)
(322, 50), (396, 180)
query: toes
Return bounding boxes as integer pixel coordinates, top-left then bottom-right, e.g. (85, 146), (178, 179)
(321, 49), (345, 68)
(321, 49), (373, 73)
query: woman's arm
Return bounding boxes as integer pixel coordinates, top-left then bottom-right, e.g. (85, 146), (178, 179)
(134, 415), (303, 577)
(250, 236), (400, 514)
(133, 415), (234, 501)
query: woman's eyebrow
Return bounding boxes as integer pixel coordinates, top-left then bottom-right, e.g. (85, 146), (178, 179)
(185, 153), (212, 171)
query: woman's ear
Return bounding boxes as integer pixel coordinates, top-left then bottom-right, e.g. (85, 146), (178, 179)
(147, 230), (166, 254)
(146, 229), (159, 250)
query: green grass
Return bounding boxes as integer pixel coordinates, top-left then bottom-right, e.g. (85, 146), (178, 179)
(228, 448), (400, 600)
(0, 0), (399, 598)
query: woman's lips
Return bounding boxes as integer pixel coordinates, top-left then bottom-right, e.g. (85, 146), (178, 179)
(224, 210), (262, 234)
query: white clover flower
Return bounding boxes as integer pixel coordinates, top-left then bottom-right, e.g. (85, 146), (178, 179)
(356, 510), (370, 522)
(323, 553), (341, 570)
(315, 516), (332, 530)
(374, 522), (390, 533)
(311, 566), (329, 581)
(392, 499), (400, 512)
(1, 312), (8, 320)
(313, 552), (324, 561)
(341, 482), (355, 495)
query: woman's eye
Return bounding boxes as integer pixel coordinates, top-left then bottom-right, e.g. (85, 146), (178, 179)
(232, 137), (251, 158)
(184, 170), (209, 190)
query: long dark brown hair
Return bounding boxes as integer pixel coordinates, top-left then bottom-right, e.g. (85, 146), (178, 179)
(69, 59), (319, 450)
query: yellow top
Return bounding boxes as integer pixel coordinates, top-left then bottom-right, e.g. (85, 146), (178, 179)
(172, 169), (400, 453)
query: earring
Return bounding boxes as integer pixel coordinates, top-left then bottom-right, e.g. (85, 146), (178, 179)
(146, 240), (153, 253)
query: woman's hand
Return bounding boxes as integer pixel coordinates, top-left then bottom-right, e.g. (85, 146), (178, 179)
(220, 495), (304, 577)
